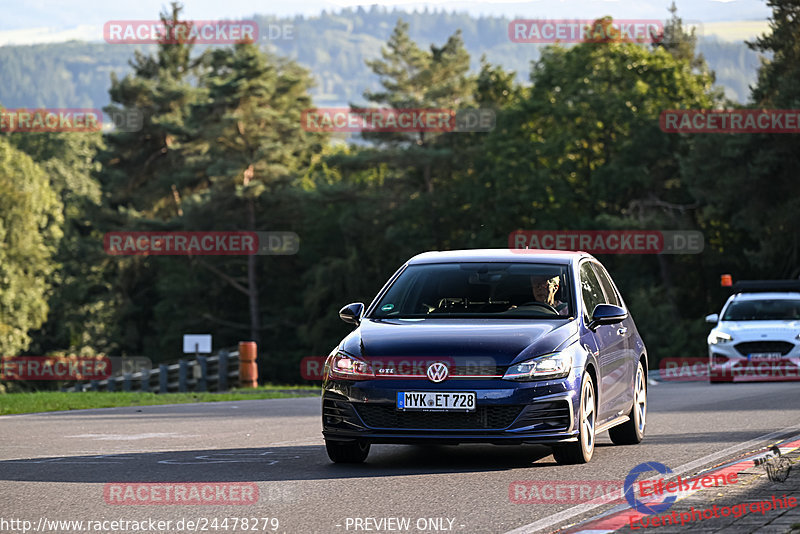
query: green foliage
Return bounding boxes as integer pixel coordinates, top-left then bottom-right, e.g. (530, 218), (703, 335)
(748, 0), (800, 107)
(462, 23), (724, 363)
(0, 137), (63, 354)
(0, 389), (318, 415)
(7, 131), (116, 355)
(172, 40), (326, 357)
(4, 5), (797, 385)
(98, 3), (202, 217)
(684, 0), (800, 278)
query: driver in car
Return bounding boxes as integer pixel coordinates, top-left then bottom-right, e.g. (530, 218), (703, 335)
(530, 274), (569, 315)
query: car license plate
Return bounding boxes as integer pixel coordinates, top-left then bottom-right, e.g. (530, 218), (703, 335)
(749, 352), (783, 361)
(397, 391), (476, 411)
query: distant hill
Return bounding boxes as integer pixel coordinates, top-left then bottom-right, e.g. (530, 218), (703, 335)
(0, 8), (763, 111)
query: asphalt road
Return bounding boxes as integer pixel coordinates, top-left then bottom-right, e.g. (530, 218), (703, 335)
(1, 381), (800, 534)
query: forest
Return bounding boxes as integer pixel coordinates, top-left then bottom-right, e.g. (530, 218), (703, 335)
(1, 1), (797, 385)
(0, 6), (762, 110)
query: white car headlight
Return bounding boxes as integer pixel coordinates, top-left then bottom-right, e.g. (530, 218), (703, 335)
(503, 352), (572, 381)
(708, 331), (734, 345)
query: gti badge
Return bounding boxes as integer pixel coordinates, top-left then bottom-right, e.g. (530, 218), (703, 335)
(426, 362), (449, 382)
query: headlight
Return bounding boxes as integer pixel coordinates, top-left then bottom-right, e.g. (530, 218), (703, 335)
(329, 352), (374, 380)
(503, 352), (572, 381)
(708, 331), (733, 345)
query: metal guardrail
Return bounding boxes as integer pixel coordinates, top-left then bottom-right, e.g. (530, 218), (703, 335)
(62, 350), (240, 393)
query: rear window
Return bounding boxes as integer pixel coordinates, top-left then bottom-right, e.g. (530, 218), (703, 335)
(371, 262), (573, 319)
(722, 299), (800, 321)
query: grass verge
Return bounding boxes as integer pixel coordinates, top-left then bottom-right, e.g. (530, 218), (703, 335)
(0, 388), (319, 415)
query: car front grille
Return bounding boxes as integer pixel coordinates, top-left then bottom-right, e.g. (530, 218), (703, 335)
(354, 404), (523, 430)
(734, 341), (795, 356)
(509, 401), (571, 431)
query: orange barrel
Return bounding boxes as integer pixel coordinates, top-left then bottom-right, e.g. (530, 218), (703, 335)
(239, 341), (258, 388)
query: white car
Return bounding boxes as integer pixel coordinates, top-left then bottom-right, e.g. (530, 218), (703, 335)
(706, 281), (800, 382)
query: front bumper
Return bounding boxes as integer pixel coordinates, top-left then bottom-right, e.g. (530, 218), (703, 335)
(322, 376), (580, 445)
(708, 339), (800, 382)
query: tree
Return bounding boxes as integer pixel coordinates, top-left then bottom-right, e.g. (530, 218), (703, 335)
(472, 22), (720, 362)
(656, 2), (712, 75)
(8, 131), (117, 355)
(95, 2), (206, 357)
(0, 137), (63, 355)
(684, 0), (800, 278)
(178, 41), (325, 354)
(749, 0), (800, 107)
(99, 2), (203, 218)
(335, 20), (478, 249)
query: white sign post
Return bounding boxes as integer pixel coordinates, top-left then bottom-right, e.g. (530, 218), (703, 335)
(183, 334), (212, 358)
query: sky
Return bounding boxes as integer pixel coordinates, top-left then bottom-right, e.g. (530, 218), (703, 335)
(0, 0), (772, 45)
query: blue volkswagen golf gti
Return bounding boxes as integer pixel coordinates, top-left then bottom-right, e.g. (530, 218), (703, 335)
(321, 249), (648, 464)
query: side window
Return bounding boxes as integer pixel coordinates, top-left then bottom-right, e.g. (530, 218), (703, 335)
(580, 263), (605, 319)
(592, 263), (621, 307)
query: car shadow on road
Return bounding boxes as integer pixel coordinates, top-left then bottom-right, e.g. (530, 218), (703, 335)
(0, 443), (560, 483)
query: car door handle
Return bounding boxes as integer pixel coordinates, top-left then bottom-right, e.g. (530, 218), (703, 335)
(617, 327), (628, 336)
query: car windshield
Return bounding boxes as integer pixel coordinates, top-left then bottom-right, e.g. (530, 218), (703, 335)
(722, 299), (800, 321)
(370, 262), (573, 319)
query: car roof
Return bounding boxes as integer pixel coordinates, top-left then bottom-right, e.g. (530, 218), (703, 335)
(729, 292), (800, 301)
(406, 249), (594, 266)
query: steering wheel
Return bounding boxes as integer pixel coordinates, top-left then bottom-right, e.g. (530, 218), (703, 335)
(516, 302), (560, 314)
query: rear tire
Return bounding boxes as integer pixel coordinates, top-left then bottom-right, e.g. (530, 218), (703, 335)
(609, 361), (646, 445)
(325, 439), (370, 463)
(553, 371), (596, 465)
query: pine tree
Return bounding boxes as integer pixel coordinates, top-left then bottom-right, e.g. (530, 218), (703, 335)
(180, 41), (325, 351)
(98, 1), (204, 219)
(748, 0), (800, 107)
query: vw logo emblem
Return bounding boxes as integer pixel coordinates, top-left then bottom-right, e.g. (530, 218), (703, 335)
(426, 362), (449, 382)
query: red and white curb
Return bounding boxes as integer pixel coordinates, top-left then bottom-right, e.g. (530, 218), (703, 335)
(561, 436), (800, 533)
(504, 426), (800, 534)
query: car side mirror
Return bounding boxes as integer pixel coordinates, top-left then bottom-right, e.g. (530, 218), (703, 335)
(705, 313), (719, 324)
(587, 304), (628, 331)
(339, 302), (365, 325)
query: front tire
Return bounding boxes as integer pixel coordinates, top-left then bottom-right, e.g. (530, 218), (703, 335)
(325, 439), (370, 463)
(553, 371), (596, 465)
(609, 361), (646, 445)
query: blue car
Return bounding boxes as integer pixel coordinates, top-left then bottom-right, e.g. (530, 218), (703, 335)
(321, 249), (648, 464)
